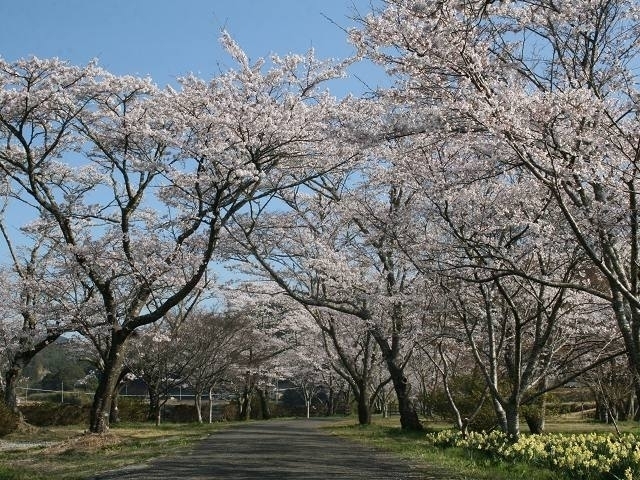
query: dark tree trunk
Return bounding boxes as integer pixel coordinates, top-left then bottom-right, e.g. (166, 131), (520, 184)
(240, 387), (252, 421)
(356, 390), (372, 425)
(257, 388), (271, 420)
(4, 366), (23, 416)
(325, 384), (336, 416)
(634, 386), (640, 422)
(390, 369), (422, 431)
(524, 408), (545, 434)
(381, 354), (422, 430)
(370, 326), (422, 431)
(89, 332), (128, 433)
(147, 385), (161, 423)
(493, 398), (508, 432)
(524, 389), (546, 435)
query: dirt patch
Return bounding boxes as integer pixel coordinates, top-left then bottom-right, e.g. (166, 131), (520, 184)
(43, 432), (122, 454)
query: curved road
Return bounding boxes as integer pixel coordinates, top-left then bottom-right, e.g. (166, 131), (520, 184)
(93, 418), (459, 480)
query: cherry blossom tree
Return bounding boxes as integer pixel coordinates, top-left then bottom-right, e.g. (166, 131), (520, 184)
(351, 0), (640, 428)
(0, 215), (99, 415)
(229, 161), (430, 430)
(287, 345), (330, 419)
(222, 285), (311, 420)
(351, 0), (640, 434)
(181, 310), (247, 424)
(0, 36), (345, 432)
(309, 307), (389, 425)
(127, 319), (195, 425)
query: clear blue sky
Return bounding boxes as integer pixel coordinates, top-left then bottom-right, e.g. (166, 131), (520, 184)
(0, 0), (382, 95)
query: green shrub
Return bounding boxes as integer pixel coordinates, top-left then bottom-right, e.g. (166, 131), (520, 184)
(116, 397), (148, 422)
(21, 402), (89, 426)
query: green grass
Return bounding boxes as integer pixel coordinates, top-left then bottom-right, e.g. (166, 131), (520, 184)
(325, 417), (570, 480)
(0, 422), (231, 480)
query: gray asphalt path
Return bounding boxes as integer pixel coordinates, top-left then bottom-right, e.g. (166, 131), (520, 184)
(93, 418), (458, 479)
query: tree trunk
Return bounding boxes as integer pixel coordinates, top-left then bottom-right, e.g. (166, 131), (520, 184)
(524, 406), (545, 434)
(372, 327), (422, 431)
(354, 382), (372, 425)
(356, 390), (372, 425)
(326, 385), (335, 416)
(194, 388), (203, 424)
(257, 388), (271, 420)
(109, 393), (120, 424)
(385, 360), (422, 430)
(611, 292), (640, 422)
(240, 387), (252, 421)
(524, 389), (546, 435)
(209, 387), (214, 424)
(4, 332), (63, 416)
(109, 367), (131, 425)
(4, 366), (23, 416)
(493, 397), (508, 433)
(505, 401), (520, 440)
(147, 385), (160, 423)
(89, 332), (127, 433)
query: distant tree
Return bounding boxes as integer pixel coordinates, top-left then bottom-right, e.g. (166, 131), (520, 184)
(182, 310), (247, 423)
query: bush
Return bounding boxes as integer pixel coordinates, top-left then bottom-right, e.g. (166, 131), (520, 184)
(0, 400), (19, 436)
(21, 402), (89, 426)
(116, 397), (148, 422)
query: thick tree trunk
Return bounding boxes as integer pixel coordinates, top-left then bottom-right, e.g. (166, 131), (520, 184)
(147, 385), (161, 424)
(4, 334), (62, 416)
(611, 292), (640, 422)
(356, 390), (372, 425)
(524, 406), (545, 434)
(89, 333), (127, 433)
(383, 360), (422, 430)
(505, 401), (520, 440)
(371, 327), (422, 431)
(4, 366), (23, 416)
(524, 387), (546, 435)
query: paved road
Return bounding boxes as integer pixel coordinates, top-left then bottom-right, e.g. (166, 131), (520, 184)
(93, 418), (458, 479)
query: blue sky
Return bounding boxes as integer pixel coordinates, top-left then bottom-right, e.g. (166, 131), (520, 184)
(0, 0), (382, 95)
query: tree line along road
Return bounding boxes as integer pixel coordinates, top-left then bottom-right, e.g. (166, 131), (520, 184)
(93, 418), (464, 480)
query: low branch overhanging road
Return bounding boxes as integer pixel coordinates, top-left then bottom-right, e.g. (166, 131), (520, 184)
(93, 418), (462, 480)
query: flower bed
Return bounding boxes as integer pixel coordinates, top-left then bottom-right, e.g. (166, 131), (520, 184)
(425, 429), (640, 480)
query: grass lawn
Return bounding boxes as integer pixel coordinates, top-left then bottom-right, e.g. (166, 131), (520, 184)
(0, 422), (231, 480)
